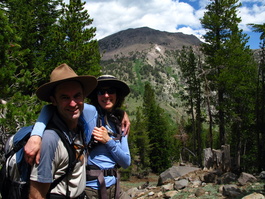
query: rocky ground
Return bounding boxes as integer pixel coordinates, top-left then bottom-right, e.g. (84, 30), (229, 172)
(120, 166), (265, 199)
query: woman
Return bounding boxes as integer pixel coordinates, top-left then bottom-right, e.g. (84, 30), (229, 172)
(85, 75), (131, 199)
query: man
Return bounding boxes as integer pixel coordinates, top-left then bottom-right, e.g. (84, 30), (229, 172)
(29, 63), (97, 199)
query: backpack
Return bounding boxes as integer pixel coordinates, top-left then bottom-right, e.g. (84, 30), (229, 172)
(0, 124), (79, 199)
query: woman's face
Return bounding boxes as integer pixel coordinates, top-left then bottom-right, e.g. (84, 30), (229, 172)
(97, 87), (117, 111)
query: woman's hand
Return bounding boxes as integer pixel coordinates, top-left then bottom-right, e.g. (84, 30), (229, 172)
(121, 111), (130, 135)
(92, 126), (111, 144)
(24, 135), (42, 165)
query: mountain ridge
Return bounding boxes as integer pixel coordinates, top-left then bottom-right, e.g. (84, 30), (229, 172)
(98, 27), (202, 60)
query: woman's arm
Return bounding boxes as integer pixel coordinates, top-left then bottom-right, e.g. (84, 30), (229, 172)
(105, 135), (130, 168)
(24, 105), (54, 165)
(92, 126), (131, 168)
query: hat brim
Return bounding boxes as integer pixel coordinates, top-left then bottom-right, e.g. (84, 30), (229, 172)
(36, 76), (97, 102)
(97, 79), (130, 96)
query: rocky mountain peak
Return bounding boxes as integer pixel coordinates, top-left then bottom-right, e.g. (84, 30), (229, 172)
(99, 27), (202, 60)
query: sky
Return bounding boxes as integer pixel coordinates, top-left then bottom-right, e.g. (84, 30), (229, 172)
(76, 0), (264, 49)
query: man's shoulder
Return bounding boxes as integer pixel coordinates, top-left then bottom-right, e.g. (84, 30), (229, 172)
(42, 129), (61, 143)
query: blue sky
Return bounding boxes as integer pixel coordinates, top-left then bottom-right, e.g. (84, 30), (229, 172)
(81, 0), (265, 49)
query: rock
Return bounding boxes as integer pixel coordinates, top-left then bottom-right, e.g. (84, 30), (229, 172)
(259, 171), (265, 179)
(195, 188), (205, 197)
(222, 184), (242, 197)
(191, 180), (202, 187)
(138, 181), (149, 189)
(218, 172), (238, 184)
(148, 191), (155, 196)
(161, 183), (174, 192)
(126, 187), (139, 198)
(135, 191), (145, 198)
(157, 191), (163, 197)
(204, 171), (217, 183)
(242, 192), (265, 199)
(174, 179), (188, 190)
(163, 190), (178, 198)
(157, 166), (199, 185)
(238, 172), (257, 186)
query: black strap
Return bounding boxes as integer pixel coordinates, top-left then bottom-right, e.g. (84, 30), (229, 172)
(46, 121), (85, 198)
(86, 166), (120, 199)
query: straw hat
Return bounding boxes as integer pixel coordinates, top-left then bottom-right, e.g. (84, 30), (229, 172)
(36, 63), (97, 102)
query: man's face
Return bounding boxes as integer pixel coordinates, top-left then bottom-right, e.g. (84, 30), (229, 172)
(50, 81), (84, 128)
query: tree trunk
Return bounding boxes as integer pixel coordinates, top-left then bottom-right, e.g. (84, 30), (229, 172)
(203, 145), (231, 172)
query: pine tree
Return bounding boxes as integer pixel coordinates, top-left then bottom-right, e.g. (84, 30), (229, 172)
(249, 23), (265, 170)
(143, 82), (173, 173)
(4, 0), (63, 91)
(130, 108), (151, 177)
(0, 7), (41, 138)
(200, 0), (258, 170)
(54, 0), (101, 76)
(0, 0), (101, 135)
(177, 46), (203, 164)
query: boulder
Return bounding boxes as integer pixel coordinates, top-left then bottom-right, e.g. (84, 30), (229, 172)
(157, 165), (199, 185)
(222, 184), (242, 198)
(173, 179), (188, 190)
(242, 192), (265, 199)
(238, 172), (257, 186)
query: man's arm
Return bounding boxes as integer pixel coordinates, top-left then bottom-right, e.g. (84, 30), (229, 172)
(121, 111), (130, 135)
(29, 181), (51, 199)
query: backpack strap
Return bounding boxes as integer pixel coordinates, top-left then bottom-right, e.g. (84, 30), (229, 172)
(46, 123), (85, 198)
(48, 128), (77, 191)
(86, 165), (120, 199)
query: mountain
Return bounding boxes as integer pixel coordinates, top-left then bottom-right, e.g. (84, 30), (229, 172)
(98, 27), (202, 122)
(99, 27), (202, 60)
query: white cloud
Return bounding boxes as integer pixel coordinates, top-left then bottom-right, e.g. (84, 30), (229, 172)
(85, 0), (203, 40)
(81, 0), (265, 48)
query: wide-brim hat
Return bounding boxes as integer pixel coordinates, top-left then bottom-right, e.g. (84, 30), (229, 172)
(36, 63), (97, 102)
(96, 75), (130, 96)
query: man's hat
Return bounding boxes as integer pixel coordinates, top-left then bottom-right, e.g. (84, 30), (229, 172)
(96, 75), (130, 96)
(36, 63), (97, 102)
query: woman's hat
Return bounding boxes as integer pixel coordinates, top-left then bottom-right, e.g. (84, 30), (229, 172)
(97, 75), (130, 96)
(36, 63), (97, 102)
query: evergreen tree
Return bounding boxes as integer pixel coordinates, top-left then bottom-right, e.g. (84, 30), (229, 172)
(54, 0), (101, 76)
(4, 0), (63, 91)
(200, 0), (258, 170)
(129, 108), (151, 177)
(0, 7), (41, 140)
(0, 0), (101, 136)
(249, 23), (265, 170)
(177, 46), (203, 164)
(143, 82), (173, 173)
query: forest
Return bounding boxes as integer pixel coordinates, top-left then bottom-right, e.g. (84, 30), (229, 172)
(0, 0), (265, 179)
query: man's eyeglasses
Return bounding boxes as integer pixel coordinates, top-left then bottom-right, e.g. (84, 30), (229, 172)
(97, 88), (116, 95)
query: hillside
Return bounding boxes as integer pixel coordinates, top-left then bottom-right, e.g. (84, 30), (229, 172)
(98, 27), (203, 122)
